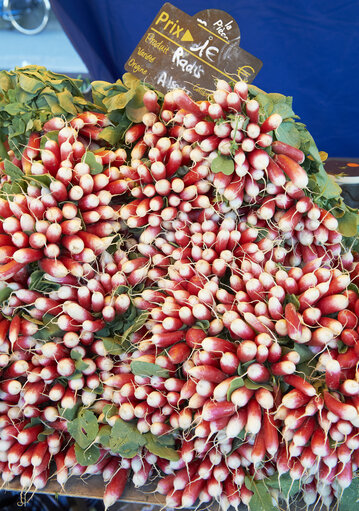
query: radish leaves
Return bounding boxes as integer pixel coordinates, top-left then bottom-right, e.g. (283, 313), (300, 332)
(67, 409), (99, 449)
(74, 444), (100, 466)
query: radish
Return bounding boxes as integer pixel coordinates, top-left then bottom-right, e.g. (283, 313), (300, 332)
(272, 140), (305, 163)
(261, 113), (282, 133)
(17, 424), (44, 445)
(317, 294), (349, 314)
(202, 401), (236, 421)
(284, 375), (316, 397)
(246, 99), (259, 123)
(173, 90), (203, 118)
(182, 478), (206, 507)
(231, 387), (254, 407)
(323, 391), (358, 421)
(188, 365), (226, 383)
(202, 336), (236, 354)
(274, 154), (308, 188)
(0, 78), (357, 511)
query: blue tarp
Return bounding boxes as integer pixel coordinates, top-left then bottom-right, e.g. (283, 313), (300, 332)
(50, 0), (359, 157)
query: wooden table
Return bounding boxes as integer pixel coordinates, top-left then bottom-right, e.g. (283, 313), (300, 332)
(5, 476), (158, 502)
(3, 476), (168, 509)
(327, 157), (359, 208)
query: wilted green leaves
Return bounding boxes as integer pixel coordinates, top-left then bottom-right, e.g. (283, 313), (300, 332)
(245, 477), (277, 511)
(91, 73), (150, 145)
(81, 151), (103, 175)
(109, 418), (178, 461)
(211, 154), (235, 175)
(130, 360), (169, 378)
(0, 65), (101, 158)
(67, 409), (99, 449)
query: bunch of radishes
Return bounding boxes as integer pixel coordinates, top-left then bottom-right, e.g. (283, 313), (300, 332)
(0, 75), (358, 511)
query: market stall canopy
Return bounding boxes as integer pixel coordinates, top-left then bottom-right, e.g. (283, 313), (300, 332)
(49, 0), (359, 157)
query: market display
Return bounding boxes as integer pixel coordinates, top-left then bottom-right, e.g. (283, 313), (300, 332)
(0, 65), (358, 510)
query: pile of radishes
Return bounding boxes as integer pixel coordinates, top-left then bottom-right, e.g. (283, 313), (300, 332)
(0, 76), (358, 511)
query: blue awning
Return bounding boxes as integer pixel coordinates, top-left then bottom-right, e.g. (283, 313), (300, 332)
(50, 0), (359, 157)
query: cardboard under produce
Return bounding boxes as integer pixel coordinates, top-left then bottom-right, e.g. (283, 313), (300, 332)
(3, 477), (313, 511)
(3, 477), (230, 510)
(3, 476), (166, 506)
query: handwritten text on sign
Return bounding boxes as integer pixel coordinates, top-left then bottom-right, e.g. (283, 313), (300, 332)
(125, 3), (262, 99)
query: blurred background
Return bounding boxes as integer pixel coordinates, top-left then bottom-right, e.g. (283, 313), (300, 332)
(0, 2), (87, 75)
(0, 1), (358, 158)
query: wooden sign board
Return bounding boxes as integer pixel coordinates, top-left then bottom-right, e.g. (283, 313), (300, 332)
(125, 3), (262, 99)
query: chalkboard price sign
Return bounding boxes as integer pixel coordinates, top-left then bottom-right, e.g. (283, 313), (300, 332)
(125, 3), (263, 99)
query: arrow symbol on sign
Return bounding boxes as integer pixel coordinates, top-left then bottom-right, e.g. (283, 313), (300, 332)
(181, 29), (193, 42)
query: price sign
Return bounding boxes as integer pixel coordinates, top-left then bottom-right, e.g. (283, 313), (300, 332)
(125, 3), (262, 99)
